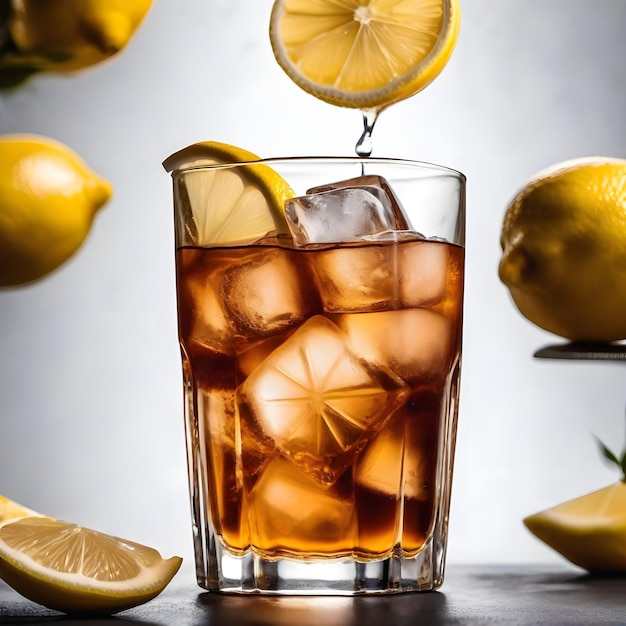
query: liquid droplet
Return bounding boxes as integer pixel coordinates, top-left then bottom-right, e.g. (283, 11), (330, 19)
(355, 109), (379, 158)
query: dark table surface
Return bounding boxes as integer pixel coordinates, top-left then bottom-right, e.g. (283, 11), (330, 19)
(1, 563), (626, 625)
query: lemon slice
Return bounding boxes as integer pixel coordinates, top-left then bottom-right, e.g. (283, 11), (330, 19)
(269, 0), (460, 110)
(0, 505), (182, 615)
(524, 482), (626, 572)
(163, 141), (293, 246)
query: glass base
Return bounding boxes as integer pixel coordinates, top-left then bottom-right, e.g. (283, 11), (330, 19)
(195, 536), (445, 595)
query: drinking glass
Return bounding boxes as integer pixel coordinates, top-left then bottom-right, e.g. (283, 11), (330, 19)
(164, 154), (465, 594)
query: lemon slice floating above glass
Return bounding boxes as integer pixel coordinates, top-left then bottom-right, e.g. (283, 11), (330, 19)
(163, 141), (294, 246)
(0, 495), (182, 615)
(269, 0), (460, 110)
(524, 482), (626, 573)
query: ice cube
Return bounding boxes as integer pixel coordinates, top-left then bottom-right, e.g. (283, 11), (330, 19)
(285, 185), (407, 247)
(198, 386), (273, 500)
(308, 174), (411, 231)
(197, 387), (249, 551)
(247, 456), (356, 555)
(308, 238), (451, 313)
(333, 308), (457, 385)
(179, 246), (320, 356)
(354, 406), (433, 501)
(400, 239), (451, 308)
(237, 315), (409, 486)
(236, 334), (287, 380)
(354, 394), (441, 555)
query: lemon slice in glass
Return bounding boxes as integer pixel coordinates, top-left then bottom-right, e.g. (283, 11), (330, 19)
(0, 501), (182, 615)
(269, 0), (460, 110)
(524, 482), (626, 572)
(163, 141), (293, 246)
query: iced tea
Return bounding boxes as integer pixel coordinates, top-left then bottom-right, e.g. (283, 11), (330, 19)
(176, 236), (463, 561)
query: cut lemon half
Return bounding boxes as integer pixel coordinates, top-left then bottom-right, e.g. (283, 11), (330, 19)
(163, 141), (294, 246)
(269, 0), (460, 110)
(524, 482), (626, 573)
(0, 502), (182, 615)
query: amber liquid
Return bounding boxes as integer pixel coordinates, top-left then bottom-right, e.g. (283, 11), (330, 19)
(176, 237), (464, 561)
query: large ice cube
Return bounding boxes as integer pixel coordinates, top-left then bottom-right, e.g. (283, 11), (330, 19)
(247, 456), (356, 555)
(285, 182), (408, 246)
(333, 308), (457, 385)
(237, 315), (409, 486)
(178, 246), (319, 356)
(308, 174), (411, 229)
(308, 238), (450, 313)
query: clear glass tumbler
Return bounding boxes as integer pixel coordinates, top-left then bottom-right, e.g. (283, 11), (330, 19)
(164, 153), (466, 594)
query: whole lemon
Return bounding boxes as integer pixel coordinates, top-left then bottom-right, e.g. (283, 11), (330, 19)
(0, 0), (153, 75)
(0, 134), (111, 287)
(499, 157), (626, 342)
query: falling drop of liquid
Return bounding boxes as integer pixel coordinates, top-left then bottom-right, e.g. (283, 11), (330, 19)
(355, 108), (379, 158)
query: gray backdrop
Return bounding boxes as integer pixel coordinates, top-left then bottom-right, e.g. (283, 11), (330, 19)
(0, 0), (625, 566)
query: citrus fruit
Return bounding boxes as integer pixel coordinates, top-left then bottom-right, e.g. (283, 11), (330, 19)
(499, 157), (626, 342)
(163, 141), (294, 246)
(0, 0), (153, 76)
(0, 134), (111, 287)
(0, 496), (182, 615)
(269, 0), (460, 110)
(524, 481), (626, 573)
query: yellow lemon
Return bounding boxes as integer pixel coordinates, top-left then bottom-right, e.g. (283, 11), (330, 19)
(0, 494), (182, 615)
(499, 157), (626, 342)
(0, 0), (153, 75)
(0, 134), (111, 287)
(269, 0), (460, 110)
(524, 482), (626, 573)
(163, 141), (294, 246)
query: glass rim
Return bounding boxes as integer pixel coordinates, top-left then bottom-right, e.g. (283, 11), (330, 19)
(164, 154), (466, 181)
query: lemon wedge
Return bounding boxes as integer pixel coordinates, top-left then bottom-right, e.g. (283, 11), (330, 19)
(524, 482), (626, 573)
(0, 496), (182, 615)
(269, 0), (460, 110)
(163, 141), (293, 246)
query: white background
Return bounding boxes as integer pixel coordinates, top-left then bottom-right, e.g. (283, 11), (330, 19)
(0, 0), (625, 568)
